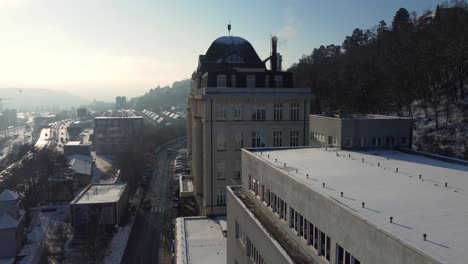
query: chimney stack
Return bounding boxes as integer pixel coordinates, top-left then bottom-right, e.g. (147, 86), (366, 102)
(271, 36), (278, 72)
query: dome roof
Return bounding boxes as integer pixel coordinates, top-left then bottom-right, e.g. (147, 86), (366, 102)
(198, 36), (265, 72)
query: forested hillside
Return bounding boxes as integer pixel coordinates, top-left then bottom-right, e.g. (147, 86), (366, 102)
(290, 2), (468, 159)
(129, 79), (190, 111)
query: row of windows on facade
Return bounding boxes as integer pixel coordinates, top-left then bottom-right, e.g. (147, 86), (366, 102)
(216, 74), (283, 88)
(235, 221), (267, 264)
(216, 103), (300, 121)
(248, 175), (361, 264)
(312, 132), (408, 147)
(216, 160), (241, 180)
(216, 130), (300, 151)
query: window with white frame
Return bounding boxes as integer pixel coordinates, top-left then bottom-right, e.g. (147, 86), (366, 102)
(217, 74), (227, 88)
(273, 103), (283, 121)
(290, 131), (299, 146)
(251, 131), (264, 148)
(216, 104), (227, 120)
(273, 131), (282, 147)
(247, 75), (256, 88)
(274, 75), (283, 88)
(290, 103), (300, 120)
(216, 134), (226, 150)
(216, 189), (226, 205)
(252, 105), (266, 121)
(216, 160), (225, 179)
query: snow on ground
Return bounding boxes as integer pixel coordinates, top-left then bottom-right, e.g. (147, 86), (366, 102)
(411, 99), (467, 160)
(101, 223), (133, 264)
(101, 187), (143, 264)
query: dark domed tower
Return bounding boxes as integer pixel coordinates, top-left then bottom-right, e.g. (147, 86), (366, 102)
(187, 35), (313, 216)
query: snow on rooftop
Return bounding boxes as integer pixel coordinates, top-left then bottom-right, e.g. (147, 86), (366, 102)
(175, 217), (226, 264)
(0, 189), (19, 201)
(65, 141), (85, 146)
(68, 155), (93, 176)
(71, 183), (126, 204)
(251, 147), (468, 264)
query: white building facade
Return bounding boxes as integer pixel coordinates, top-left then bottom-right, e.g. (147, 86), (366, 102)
(187, 35), (313, 216)
(227, 147), (468, 264)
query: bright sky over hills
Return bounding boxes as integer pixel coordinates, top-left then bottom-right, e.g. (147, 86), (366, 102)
(0, 0), (440, 101)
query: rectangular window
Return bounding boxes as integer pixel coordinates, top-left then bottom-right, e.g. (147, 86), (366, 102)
(308, 222), (314, 246)
(273, 103), (283, 121)
(337, 243), (360, 264)
(345, 137), (352, 147)
(273, 131), (282, 147)
(235, 221), (240, 239)
(234, 106), (242, 120)
(217, 134), (226, 150)
(360, 138), (366, 147)
(290, 131), (299, 146)
(290, 103), (300, 121)
(337, 244), (344, 264)
(372, 137), (377, 146)
(216, 189), (226, 205)
(231, 74), (236, 88)
(390, 136), (396, 146)
(377, 137), (382, 146)
(298, 214), (304, 236)
(247, 75), (256, 88)
(235, 132), (244, 150)
(251, 131), (263, 148)
(216, 105), (227, 120)
(289, 208), (295, 228)
(274, 75), (283, 88)
(216, 160), (225, 179)
(265, 75), (269, 88)
(252, 105), (266, 121)
(401, 136), (407, 145)
(320, 231), (326, 256)
(217, 74), (227, 88)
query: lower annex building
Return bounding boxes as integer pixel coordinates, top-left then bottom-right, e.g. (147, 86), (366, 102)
(227, 147), (468, 264)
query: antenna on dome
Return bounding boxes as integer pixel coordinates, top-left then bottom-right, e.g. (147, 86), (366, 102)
(227, 22), (232, 36)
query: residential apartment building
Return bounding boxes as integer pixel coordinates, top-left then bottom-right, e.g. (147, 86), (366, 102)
(227, 147), (468, 264)
(93, 116), (143, 155)
(309, 114), (413, 149)
(0, 190), (25, 260)
(187, 35), (313, 216)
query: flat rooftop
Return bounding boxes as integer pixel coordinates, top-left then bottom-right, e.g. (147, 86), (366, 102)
(70, 183), (126, 205)
(250, 147), (468, 264)
(95, 116), (143, 119)
(65, 141), (90, 146)
(175, 217), (226, 264)
(310, 114), (412, 120)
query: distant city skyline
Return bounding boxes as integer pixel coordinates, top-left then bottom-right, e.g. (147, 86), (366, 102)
(0, 0), (441, 101)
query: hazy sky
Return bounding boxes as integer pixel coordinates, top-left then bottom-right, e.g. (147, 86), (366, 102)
(0, 0), (441, 101)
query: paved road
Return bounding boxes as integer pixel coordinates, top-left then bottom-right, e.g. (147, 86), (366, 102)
(121, 139), (185, 264)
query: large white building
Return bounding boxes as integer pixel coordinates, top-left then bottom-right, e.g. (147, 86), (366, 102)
(187, 35), (313, 216)
(174, 216), (227, 264)
(227, 147), (468, 264)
